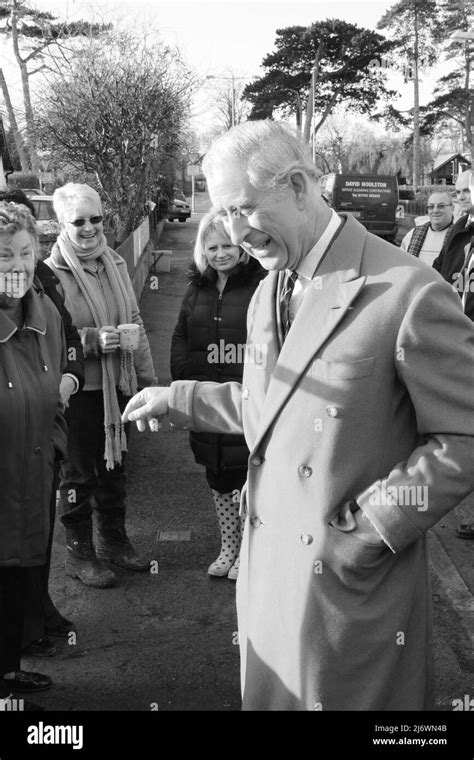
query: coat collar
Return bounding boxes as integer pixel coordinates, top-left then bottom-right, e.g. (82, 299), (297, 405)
(248, 213), (367, 452)
(0, 286), (47, 343)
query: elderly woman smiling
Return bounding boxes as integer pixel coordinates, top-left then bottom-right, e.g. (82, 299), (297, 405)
(0, 201), (67, 710)
(45, 183), (157, 589)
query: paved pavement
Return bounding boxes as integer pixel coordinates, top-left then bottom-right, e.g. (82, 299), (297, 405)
(23, 192), (472, 714)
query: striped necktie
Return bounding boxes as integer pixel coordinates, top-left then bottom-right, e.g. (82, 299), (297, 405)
(279, 270), (298, 340)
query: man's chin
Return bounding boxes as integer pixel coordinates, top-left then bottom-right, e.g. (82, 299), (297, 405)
(248, 251), (288, 271)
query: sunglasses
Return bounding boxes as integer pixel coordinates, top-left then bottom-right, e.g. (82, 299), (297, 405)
(69, 215), (103, 227)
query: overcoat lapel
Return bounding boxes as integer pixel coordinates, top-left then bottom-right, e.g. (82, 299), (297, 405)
(250, 214), (368, 453)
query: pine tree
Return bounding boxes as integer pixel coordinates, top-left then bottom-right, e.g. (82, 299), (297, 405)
(377, 0), (441, 188)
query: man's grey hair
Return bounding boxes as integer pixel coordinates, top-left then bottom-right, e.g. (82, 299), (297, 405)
(455, 169), (472, 190)
(202, 120), (319, 192)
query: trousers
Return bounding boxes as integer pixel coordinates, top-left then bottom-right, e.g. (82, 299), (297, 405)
(0, 567), (27, 698)
(57, 389), (130, 529)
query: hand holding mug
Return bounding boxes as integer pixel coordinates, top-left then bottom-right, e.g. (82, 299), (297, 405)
(98, 325), (120, 353)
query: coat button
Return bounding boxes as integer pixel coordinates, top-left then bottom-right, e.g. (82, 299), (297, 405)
(250, 455), (263, 466)
(250, 516), (261, 527)
(298, 465), (312, 478)
(326, 406), (339, 418)
(242, 388), (250, 400)
(300, 533), (313, 545)
(34, 446), (41, 455)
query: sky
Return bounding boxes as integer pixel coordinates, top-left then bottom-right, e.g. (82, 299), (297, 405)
(0, 1), (451, 138)
(30, 0), (399, 78)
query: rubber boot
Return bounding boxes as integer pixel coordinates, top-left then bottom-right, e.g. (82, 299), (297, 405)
(65, 525), (116, 589)
(227, 515), (244, 581)
(207, 490), (241, 577)
(95, 515), (149, 571)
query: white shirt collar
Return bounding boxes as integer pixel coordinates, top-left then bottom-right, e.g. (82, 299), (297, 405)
(295, 210), (342, 281)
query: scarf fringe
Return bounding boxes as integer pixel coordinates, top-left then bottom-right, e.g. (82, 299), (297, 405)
(104, 422), (128, 471)
(119, 350), (138, 397)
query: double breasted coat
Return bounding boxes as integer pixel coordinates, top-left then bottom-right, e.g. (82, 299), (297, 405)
(168, 214), (474, 711)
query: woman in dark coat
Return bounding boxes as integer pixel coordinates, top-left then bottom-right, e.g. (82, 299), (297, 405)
(1, 188), (85, 657)
(0, 201), (67, 710)
(171, 210), (266, 580)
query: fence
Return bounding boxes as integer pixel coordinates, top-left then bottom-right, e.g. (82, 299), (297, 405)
(115, 210), (164, 299)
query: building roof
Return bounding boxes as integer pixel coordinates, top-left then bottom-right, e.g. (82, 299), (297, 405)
(431, 153), (471, 173)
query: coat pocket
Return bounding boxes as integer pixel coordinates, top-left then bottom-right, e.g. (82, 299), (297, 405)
(311, 356), (375, 380)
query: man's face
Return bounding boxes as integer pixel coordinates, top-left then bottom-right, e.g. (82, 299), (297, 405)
(426, 193), (453, 231)
(207, 161), (308, 271)
(455, 171), (473, 215)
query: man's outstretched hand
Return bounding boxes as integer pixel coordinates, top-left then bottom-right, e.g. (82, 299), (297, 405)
(122, 387), (171, 432)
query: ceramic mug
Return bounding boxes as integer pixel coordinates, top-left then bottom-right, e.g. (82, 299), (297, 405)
(117, 323), (140, 351)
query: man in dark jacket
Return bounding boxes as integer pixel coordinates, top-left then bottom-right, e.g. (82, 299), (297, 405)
(433, 169), (474, 319)
(1, 189), (85, 654)
(432, 169), (474, 539)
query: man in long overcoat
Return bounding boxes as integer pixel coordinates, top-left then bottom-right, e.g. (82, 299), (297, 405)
(123, 121), (474, 711)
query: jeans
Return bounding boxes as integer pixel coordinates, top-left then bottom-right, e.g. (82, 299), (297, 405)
(58, 390), (130, 530)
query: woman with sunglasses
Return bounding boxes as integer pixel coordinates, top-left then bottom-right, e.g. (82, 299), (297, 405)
(45, 183), (157, 589)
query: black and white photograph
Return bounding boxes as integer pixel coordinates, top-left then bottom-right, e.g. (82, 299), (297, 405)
(0, 0), (472, 752)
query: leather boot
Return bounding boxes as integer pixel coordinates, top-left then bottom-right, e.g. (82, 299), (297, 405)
(95, 516), (149, 571)
(65, 525), (116, 589)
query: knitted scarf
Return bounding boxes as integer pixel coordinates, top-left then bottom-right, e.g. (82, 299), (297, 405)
(52, 230), (137, 469)
(407, 221), (451, 258)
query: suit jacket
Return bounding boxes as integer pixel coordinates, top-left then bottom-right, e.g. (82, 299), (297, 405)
(168, 213), (474, 711)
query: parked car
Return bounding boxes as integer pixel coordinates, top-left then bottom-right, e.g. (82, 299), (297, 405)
(29, 195), (60, 253)
(21, 188), (46, 198)
(167, 197), (191, 223)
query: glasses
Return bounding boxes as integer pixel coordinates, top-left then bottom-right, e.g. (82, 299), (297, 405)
(69, 215), (103, 227)
(427, 204), (452, 211)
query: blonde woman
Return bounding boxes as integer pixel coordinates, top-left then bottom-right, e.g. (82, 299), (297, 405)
(170, 210), (266, 580)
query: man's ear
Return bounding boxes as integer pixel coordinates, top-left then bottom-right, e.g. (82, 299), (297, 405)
(289, 171), (309, 209)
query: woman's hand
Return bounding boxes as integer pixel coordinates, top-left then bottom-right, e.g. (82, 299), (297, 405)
(59, 375), (76, 409)
(98, 325), (120, 353)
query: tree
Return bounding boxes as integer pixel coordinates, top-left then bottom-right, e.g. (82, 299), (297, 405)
(36, 31), (195, 241)
(313, 114), (411, 178)
(242, 20), (396, 145)
(420, 0), (473, 157)
(0, 0), (110, 171)
(213, 80), (252, 132)
(377, 0), (441, 188)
